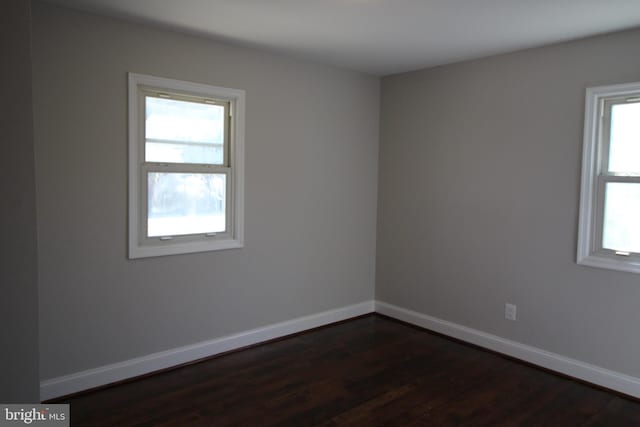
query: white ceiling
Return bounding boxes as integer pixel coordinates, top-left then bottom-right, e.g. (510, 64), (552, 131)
(42, 0), (640, 76)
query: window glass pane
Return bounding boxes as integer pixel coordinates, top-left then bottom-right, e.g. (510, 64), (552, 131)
(145, 96), (225, 164)
(608, 102), (640, 174)
(602, 182), (640, 253)
(147, 172), (226, 237)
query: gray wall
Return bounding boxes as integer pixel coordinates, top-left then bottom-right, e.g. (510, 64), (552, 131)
(378, 29), (640, 376)
(0, 0), (40, 402)
(32, 3), (379, 380)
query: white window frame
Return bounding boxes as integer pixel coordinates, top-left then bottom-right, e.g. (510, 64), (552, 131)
(577, 81), (640, 273)
(128, 73), (245, 259)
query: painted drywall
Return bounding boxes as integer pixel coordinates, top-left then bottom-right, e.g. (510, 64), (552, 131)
(0, 0), (40, 402)
(32, 3), (379, 381)
(377, 28), (640, 377)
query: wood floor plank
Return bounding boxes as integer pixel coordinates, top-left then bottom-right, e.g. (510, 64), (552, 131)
(52, 315), (640, 426)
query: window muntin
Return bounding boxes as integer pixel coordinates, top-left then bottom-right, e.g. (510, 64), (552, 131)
(578, 82), (640, 273)
(129, 73), (245, 259)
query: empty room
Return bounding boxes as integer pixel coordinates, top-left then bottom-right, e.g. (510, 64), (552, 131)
(4, 0), (640, 425)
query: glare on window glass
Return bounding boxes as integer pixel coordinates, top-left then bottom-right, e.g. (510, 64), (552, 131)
(147, 172), (226, 237)
(145, 96), (225, 165)
(602, 182), (640, 253)
(608, 102), (640, 174)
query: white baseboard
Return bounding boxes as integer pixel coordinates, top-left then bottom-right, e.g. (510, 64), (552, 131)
(376, 300), (640, 399)
(40, 301), (374, 401)
(41, 299), (640, 401)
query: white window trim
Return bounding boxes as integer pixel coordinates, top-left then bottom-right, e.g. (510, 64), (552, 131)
(577, 81), (640, 274)
(128, 73), (245, 259)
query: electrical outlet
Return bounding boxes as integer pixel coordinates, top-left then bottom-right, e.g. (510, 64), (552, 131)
(505, 303), (517, 321)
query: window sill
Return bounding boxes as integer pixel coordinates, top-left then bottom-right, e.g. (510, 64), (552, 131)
(577, 253), (640, 274)
(129, 238), (243, 259)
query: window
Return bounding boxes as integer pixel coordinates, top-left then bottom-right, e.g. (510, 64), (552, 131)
(128, 73), (245, 258)
(577, 81), (640, 273)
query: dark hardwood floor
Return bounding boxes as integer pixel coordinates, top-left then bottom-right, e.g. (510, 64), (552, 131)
(53, 315), (640, 426)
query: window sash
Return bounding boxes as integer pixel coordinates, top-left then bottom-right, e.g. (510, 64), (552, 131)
(594, 176), (640, 257)
(600, 98), (640, 176)
(140, 89), (231, 167)
(140, 165), (232, 243)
